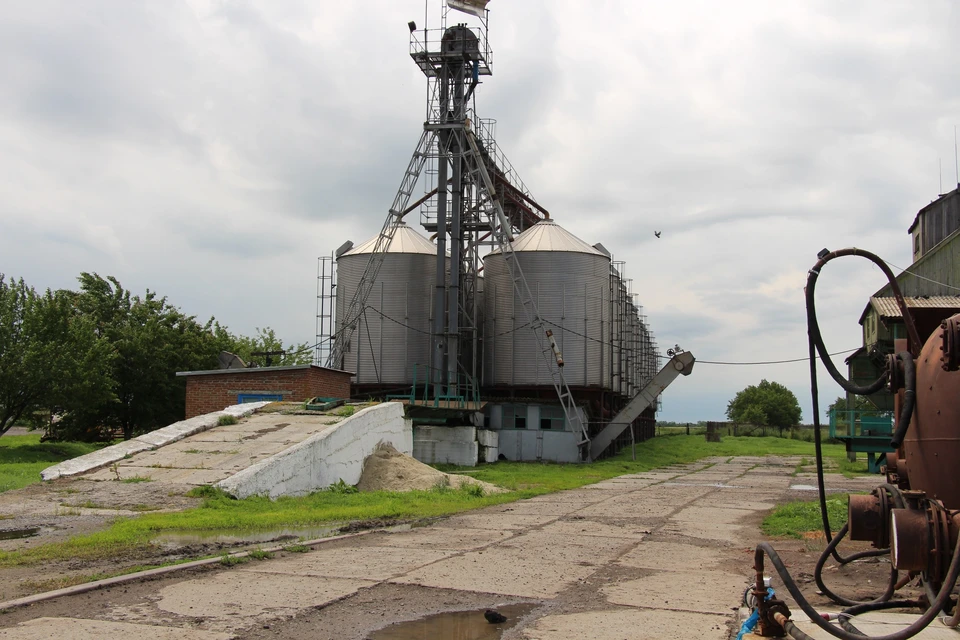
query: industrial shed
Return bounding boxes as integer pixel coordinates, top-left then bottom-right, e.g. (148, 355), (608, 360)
(177, 365), (353, 418)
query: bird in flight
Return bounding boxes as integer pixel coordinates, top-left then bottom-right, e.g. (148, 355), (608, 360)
(654, 231), (661, 239)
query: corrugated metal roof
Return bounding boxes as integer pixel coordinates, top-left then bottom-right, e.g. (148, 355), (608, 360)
(491, 220), (604, 255)
(869, 295), (960, 318)
(343, 222), (437, 256)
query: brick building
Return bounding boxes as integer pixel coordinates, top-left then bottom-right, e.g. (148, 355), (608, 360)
(176, 365), (353, 419)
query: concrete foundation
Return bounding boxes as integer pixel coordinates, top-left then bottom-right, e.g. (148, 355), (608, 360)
(41, 402), (270, 481)
(218, 402), (412, 498)
(412, 425), (478, 466)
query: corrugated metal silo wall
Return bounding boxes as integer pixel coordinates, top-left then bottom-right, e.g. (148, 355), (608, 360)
(483, 252), (611, 387)
(336, 253), (435, 385)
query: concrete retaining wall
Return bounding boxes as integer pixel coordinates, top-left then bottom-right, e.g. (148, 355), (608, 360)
(217, 402), (412, 499)
(413, 426), (479, 466)
(41, 402), (270, 481)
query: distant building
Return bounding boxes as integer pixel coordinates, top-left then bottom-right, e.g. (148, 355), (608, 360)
(176, 365), (353, 418)
(847, 185), (960, 409)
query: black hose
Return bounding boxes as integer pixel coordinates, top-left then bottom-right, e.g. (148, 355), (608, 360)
(814, 523), (898, 606)
(805, 248), (922, 388)
(889, 352), (916, 449)
(839, 600), (924, 635)
(758, 536), (960, 640)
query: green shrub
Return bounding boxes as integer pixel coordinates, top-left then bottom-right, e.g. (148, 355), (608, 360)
(217, 415), (238, 426)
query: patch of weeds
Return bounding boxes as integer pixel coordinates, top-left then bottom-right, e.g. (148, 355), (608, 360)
(335, 405), (356, 418)
(217, 415), (239, 426)
(219, 553), (249, 567)
(326, 479), (358, 494)
(792, 457), (810, 476)
(461, 483), (485, 498)
(284, 544), (310, 553)
(432, 477), (452, 493)
(75, 500), (103, 510)
(248, 549), (273, 560)
(185, 485), (234, 499)
(762, 494), (848, 538)
(130, 504), (161, 512)
(122, 476), (152, 484)
(58, 489), (80, 495)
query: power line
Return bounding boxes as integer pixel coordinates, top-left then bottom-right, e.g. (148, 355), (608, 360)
(697, 347), (859, 366)
(883, 260), (960, 292)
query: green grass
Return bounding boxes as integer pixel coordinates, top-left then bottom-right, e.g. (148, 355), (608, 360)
(0, 435), (107, 493)
(0, 435), (870, 567)
(217, 415), (238, 426)
(762, 493), (848, 539)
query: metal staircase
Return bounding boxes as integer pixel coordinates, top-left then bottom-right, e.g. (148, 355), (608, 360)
(326, 130), (435, 369)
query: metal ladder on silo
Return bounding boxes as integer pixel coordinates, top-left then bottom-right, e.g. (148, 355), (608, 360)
(326, 130), (436, 369)
(463, 123), (591, 455)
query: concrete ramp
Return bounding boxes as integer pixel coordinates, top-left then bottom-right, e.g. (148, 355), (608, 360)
(41, 402), (412, 499)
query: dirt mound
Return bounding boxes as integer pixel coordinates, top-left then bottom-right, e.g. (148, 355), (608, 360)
(357, 443), (504, 494)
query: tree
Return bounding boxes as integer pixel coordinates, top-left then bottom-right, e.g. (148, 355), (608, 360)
(826, 395), (875, 417)
(0, 276), (114, 435)
(726, 379), (802, 435)
(216, 326), (312, 367)
(52, 273), (224, 441)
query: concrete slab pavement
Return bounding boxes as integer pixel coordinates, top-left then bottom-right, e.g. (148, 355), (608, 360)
(3, 454), (945, 639)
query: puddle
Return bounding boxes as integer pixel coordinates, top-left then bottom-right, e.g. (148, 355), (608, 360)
(0, 528), (40, 540)
(789, 484), (845, 492)
(368, 603), (537, 640)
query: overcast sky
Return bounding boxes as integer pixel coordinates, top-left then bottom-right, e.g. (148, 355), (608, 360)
(2, 1), (959, 423)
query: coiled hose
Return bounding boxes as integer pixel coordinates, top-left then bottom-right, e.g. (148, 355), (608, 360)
(756, 537), (960, 640)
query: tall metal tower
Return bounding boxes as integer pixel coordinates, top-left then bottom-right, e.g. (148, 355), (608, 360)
(328, 0), (589, 451)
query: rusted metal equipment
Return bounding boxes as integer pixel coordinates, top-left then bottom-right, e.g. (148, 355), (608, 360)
(740, 249), (960, 640)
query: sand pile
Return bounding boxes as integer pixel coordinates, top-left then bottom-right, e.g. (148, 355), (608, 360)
(357, 443), (505, 494)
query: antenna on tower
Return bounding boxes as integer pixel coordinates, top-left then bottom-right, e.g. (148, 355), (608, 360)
(954, 125), (958, 187)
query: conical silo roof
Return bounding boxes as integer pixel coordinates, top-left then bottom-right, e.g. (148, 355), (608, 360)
(342, 221), (437, 256)
(490, 219), (604, 255)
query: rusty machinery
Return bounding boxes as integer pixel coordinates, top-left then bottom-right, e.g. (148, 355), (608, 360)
(745, 248), (960, 639)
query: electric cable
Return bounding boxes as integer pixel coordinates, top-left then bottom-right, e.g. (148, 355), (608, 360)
(883, 260), (960, 292)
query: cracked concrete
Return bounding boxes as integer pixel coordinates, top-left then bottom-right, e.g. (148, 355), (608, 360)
(0, 454), (918, 640)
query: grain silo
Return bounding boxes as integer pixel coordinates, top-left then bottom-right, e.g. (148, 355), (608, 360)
(483, 220), (611, 389)
(335, 221), (438, 388)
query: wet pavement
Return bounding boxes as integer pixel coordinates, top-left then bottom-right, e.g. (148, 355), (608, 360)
(0, 455), (887, 639)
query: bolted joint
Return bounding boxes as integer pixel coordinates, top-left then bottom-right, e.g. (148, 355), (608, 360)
(891, 501), (960, 583)
(940, 315), (960, 372)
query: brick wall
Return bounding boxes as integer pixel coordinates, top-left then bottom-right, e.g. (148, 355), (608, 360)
(183, 366), (352, 418)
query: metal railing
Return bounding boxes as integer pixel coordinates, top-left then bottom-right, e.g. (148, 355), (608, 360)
(828, 408), (894, 439)
(388, 364), (481, 410)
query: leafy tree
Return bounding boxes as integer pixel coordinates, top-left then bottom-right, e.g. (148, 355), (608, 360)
(51, 273), (224, 441)
(726, 379), (802, 435)
(217, 326), (312, 367)
(0, 276), (114, 435)
(825, 395), (875, 417)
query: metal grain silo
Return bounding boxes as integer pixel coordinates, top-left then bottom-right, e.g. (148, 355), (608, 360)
(336, 222), (437, 386)
(483, 220), (611, 387)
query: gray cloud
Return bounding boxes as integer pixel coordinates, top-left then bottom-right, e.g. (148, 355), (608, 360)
(1, 0), (958, 423)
